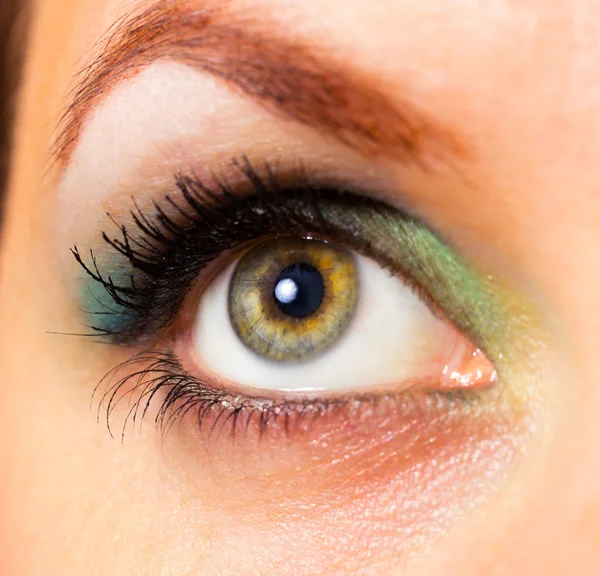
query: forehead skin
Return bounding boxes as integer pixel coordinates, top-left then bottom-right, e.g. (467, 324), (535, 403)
(2, 0), (600, 574)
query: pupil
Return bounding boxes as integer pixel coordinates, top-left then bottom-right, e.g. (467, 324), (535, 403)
(273, 263), (325, 318)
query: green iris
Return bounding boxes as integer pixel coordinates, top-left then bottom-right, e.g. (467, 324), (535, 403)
(228, 237), (358, 362)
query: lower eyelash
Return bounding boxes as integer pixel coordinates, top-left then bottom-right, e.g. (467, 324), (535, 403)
(96, 347), (480, 443)
(97, 347), (338, 441)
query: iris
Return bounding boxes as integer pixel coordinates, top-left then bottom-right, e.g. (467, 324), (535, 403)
(228, 237), (358, 362)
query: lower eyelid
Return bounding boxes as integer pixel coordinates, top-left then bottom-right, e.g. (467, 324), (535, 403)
(147, 361), (533, 560)
(95, 336), (533, 507)
(137, 347), (525, 503)
(96, 337), (501, 444)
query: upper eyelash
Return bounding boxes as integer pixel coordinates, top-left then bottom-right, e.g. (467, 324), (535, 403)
(73, 156), (408, 342)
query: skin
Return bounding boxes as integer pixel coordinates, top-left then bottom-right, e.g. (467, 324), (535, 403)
(1, 0), (600, 574)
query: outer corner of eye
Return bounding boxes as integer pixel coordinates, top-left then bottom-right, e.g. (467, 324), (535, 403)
(183, 235), (496, 398)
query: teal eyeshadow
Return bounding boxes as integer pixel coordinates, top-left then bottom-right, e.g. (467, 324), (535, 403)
(78, 258), (137, 335)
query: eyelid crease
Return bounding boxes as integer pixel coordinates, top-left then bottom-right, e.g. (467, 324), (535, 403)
(54, 0), (469, 169)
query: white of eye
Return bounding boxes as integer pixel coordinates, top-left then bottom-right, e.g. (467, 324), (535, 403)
(191, 252), (462, 394)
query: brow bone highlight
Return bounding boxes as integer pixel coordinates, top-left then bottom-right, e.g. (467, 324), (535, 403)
(55, 0), (467, 168)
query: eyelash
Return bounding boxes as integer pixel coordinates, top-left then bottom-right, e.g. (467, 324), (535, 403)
(76, 156), (472, 440)
(97, 347), (472, 442)
(74, 156), (429, 342)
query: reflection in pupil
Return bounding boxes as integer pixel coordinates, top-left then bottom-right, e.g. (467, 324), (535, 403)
(273, 263), (325, 318)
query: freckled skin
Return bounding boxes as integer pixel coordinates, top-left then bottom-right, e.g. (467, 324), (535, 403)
(1, 0), (600, 575)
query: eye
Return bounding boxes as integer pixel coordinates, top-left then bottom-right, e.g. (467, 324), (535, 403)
(191, 236), (495, 393)
(73, 158), (522, 439)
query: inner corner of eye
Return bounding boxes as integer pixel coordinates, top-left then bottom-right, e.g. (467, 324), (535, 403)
(182, 236), (497, 396)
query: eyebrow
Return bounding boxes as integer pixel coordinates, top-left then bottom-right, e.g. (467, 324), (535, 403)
(55, 0), (467, 167)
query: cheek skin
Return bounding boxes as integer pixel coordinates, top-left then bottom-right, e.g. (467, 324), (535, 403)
(149, 382), (534, 569)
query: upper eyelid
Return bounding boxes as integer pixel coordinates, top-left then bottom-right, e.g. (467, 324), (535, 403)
(72, 162), (426, 342)
(54, 0), (470, 170)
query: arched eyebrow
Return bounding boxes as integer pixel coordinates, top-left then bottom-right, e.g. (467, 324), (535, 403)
(55, 0), (469, 168)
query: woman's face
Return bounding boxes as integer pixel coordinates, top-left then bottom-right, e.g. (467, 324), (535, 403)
(2, 0), (599, 574)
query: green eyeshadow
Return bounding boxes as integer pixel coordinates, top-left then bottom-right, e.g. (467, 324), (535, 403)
(317, 199), (541, 377)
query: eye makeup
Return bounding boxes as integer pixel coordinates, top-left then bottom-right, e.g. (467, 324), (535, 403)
(75, 157), (530, 366)
(69, 155), (544, 443)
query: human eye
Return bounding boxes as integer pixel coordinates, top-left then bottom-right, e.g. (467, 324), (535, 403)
(72, 156), (535, 444)
(52, 18), (552, 552)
